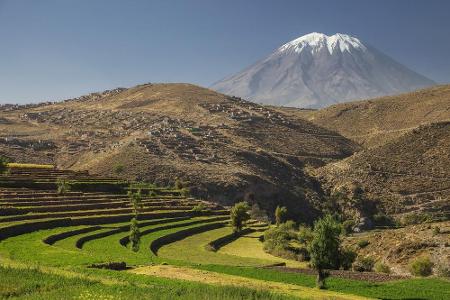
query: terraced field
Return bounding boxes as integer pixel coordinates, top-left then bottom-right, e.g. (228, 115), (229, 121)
(1, 166), (449, 299)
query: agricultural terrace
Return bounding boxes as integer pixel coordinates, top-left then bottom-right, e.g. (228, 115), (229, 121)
(0, 166), (448, 299)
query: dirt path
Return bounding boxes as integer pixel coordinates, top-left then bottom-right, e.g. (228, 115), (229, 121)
(131, 265), (372, 300)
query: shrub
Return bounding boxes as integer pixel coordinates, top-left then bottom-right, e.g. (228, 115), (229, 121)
(342, 219), (356, 235)
(373, 213), (396, 227)
(113, 164), (124, 174)
(402, 212), (433, 225)
(357, 239), (370, 248)
(339, 247), (357, 270)
(263, 222), (302, 261)
(275, 205), (288, 226)
(374, 262), (391, 274)
(432, 226), (441, 235)
(174, 178), (183, 189)
(230, 202), (250, 233)
(249, 203), (269, 223)
(181, 187), (190, 198)
(264, 227), (292, 253)
(191, 202), (207, 212)
(298, 226), (313, 244)
(56, 179), (71, 194)
(409, 256), (434, 277)
(0, 156), (9, 174)
(353, 256), (375, 272)
(436, 265), (450, 278)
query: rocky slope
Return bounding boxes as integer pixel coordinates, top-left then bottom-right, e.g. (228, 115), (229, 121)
(300, 84), (450, 148)
(315, 121), (450, 219)
(0, 83), (358, 222)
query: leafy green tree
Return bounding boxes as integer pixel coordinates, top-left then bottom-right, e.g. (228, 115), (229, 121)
(129, 217), (141, 252)
(128, 189), (142, 252)
(230, 201), (250, 234)
(308, 215), (342, 289)
(275, 205), (288, 226)
(0, 156), (8, 174)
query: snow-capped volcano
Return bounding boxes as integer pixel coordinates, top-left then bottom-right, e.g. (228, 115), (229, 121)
(278, 32), (366, 54)
(211, 32), (435, 108)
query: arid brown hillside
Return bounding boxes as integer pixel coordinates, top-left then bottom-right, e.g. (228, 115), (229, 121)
(0, 83), (358, 221)
(280, 84), (450, 148)
(315, 121), (450, 219)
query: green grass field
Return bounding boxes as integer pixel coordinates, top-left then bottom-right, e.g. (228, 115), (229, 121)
(1, 167), (449, 299)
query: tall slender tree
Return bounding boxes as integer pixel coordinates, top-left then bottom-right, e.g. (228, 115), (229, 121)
(275, 205), (288, 226)
(128, 189), (142, 252)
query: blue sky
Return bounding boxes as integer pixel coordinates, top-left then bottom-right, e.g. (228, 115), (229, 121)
(1, 0), (449, 104)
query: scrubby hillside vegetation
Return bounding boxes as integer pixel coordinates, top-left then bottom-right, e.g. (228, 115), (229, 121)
(0, 83), (359, 222)
(296, 84), (450, 148)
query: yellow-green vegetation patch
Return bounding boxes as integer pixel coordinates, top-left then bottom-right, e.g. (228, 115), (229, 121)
(132, 265), (369, 300)
(219, 230), (308, 268)
(158, 226), (281, 266)
(7, 163), (54, 169)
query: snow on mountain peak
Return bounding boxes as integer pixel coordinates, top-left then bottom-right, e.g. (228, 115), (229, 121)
(278, 32), (366, 54)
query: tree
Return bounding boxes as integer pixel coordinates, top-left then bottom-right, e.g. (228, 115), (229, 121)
(128, 189), (142, 217)
(56, 178), (71, 195)
(230, 201), (250, 234)
(129, 217), (141, 252)
(275, 205), (288, 226)
(308, 215), (342, 289)
(250, 203), (269, 223)
(0, 156), (8, 174)
(128, 189), (142, 252)
(174, 178), (183, 190)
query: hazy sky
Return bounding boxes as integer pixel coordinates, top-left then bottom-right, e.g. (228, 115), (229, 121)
(1, 0), (449, 104)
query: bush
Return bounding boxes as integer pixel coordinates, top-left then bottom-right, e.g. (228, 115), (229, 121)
(339, 247), (357, 270)
(342, 219), (356, 235)
(432, 227), (441, 235)
(174, 178), (183, 189)
(436, 265), (450, 278)
(249, 203), (269, 223)
(180, 187), (190, 198)
(191, 203), (207, 212)
(0, 156), (9, 174)
(298, 226), (313, 244)
(402, 212), (433, 225)
(56, 179), (71, 195)
(263, 221), (299, 260)
(353, 256), (375, 272)
(113, 164), (124, 174)
(409, 256), (434, 277)
(374, 262), (391, 274)
(373, 213), (396, 227)
(357, 239), (370, 248)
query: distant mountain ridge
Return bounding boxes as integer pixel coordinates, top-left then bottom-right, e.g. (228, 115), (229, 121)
(211, 32), (435, 108)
